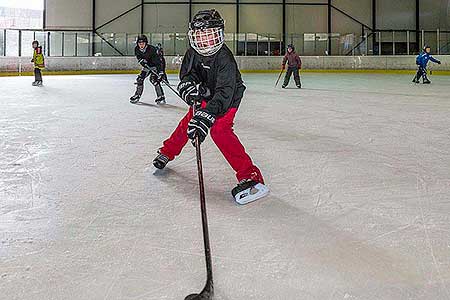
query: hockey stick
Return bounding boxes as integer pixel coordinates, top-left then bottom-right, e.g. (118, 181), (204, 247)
(274, 69), (284, 87)
(184, 104), (214, 300)
(148, 67), (214, 299)
(146, 67), (181, 98)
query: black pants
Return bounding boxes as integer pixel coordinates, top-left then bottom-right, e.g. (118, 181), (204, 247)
(161, 57), (168, 82)
(283, 67), (301, 87)
(135, 68), (164, 98)
(34, 68), (42, 82)
(414, 66), (428, 82)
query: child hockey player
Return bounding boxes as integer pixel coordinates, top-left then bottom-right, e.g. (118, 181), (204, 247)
(281, 44), (302, 88)
(152, 9), (269, 205)
(31, 40), (44, 86)
(413, 45), (441, 84)
(130, 35), (166, 104)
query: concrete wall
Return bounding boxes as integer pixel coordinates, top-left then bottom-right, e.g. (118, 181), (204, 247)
(2, 55), (450, 73)
(45, 0), (93, 30)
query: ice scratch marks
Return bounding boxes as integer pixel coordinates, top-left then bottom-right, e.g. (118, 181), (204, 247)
(416, 172), (450, 297)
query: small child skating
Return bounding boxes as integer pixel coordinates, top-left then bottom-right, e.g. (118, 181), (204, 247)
(31, 40), (44, 86)
(281, 44), (302, 88)
(130, 35), (166, 104)
(152, 9), (269, 205)
(413, 45), (441, 84)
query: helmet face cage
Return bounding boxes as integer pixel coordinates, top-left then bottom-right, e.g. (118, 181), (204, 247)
(189, 27), (224, 56)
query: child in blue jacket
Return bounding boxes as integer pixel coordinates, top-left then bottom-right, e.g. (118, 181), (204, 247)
(413, 45), (441, 84)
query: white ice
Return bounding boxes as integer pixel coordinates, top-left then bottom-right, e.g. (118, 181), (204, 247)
(1, 73), (450, 299)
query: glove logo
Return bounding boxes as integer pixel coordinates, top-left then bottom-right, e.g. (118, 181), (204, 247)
(195, 111), (215, 123)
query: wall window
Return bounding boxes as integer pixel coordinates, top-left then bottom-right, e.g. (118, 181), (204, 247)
(0, 0), (44, 29)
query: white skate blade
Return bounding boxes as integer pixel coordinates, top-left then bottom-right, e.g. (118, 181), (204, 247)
(234, 183), (269, 205)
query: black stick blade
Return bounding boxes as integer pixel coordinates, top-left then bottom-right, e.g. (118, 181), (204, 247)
(184, 293), (211, 300)
(184, 281), (213, 300)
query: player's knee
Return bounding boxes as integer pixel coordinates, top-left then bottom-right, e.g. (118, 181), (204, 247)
(136, 77), (144, 85)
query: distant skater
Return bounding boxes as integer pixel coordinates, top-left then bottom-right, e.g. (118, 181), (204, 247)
(31, 40), (45, 86)
(413, 45), (441, 84)
(130, 35), (166, 104)
(281, 44), (302, 88)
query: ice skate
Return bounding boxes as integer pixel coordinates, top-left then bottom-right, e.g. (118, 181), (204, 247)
(129, 94), (141, 104)
(153, 152), (170, 169)
(155, 95), (166, 105)
(232, 179), (269, 205)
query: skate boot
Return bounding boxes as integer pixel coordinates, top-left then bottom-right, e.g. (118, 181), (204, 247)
(232, 179), (269, 205)
(36, 81), (43, 87)
(155, 95), (166, 105)
(153, 152), (170, 169)
(130, 94), (141, 104)
(297, 84), (302, 89)
(32, 81), (38, 86)
(423, 78), (431, 84)
(281, 84), (286, 89)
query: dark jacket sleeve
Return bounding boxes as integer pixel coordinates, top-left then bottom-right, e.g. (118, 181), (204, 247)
(297, 55), (302, 68)
(179, 48), (201, 83)
(205, 52), (236, 116)
(282, 54), (287, 66)
(429, 55), (440, 64)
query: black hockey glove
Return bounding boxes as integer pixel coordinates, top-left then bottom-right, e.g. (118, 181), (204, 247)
(187, 109), (215, 145)
(178, 81), (199, 105)
(178, 81), (211, 106)
(437, 61), (442, 65)
(150, 71), (165, 85)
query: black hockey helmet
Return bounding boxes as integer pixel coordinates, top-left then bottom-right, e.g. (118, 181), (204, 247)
(32, 40), (39, 46)
(423, 44), (430, 50)
(188, 9), (225, 56)
(287, 44), (295, 51)
(189, 9), (224, 31)
(136, 35), (148, 45)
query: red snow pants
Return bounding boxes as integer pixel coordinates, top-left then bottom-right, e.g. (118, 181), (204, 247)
(159, 101), (264, 184)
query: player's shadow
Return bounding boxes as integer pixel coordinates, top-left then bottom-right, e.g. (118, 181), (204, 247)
(151, 165), (234, 205)
(135, 101), (157, 107)
(136, 101), (187, 112)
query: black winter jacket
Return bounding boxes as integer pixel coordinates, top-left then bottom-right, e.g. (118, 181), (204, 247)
(179, 45), (246, 116)
(134, 45), (162, 72)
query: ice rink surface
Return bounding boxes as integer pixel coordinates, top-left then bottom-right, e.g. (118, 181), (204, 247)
(1, 72), (450, 300)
